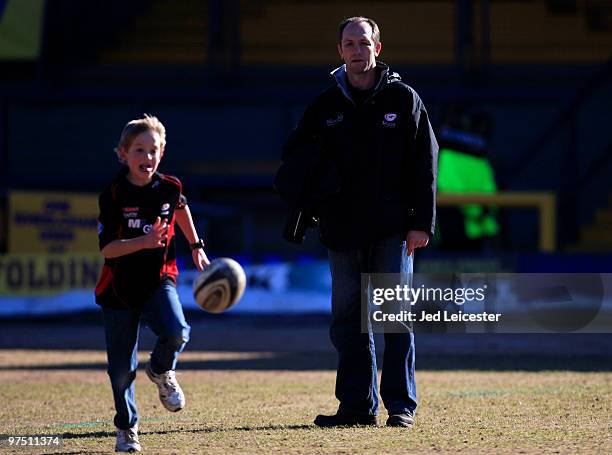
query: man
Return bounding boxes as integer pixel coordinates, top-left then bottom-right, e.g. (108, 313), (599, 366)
(277, 17), (438, 428)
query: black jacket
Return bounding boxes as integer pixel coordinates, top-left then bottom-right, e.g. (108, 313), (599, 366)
(277, 62), (438, 251)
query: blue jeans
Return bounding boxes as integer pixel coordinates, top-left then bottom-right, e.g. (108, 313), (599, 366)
(328, 234), (417, 417)
(102, 282), (190, 430)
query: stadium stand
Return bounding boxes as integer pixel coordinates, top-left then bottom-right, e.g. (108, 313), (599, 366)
(100, 0), (208, 65)
(1, 0), (611, 256)
(488, 0), (612, 63)
(240, 1), (454, 65)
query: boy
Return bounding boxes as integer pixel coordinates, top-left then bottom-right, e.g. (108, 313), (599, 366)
(95, 114), (209, 452)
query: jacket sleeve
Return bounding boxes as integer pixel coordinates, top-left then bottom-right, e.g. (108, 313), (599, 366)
(274, 102), (326, 206)
(409, 93), (438, 236)
(282, 102), (321, 160)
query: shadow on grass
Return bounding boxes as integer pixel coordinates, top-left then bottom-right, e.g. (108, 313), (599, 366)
(2, 352), (612, 371)
(60, 424), (313, 440)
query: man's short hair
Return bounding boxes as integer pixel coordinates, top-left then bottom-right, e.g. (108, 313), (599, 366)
(338, 16), (381, 45)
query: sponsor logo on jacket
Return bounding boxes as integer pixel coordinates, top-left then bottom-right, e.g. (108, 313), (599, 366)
(382, 112), (398, 128)
(384, 113), (397, 122)
(326, 113), (344, 127)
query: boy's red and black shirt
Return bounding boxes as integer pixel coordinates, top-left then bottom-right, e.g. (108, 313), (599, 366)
(95, 167), (186, 309)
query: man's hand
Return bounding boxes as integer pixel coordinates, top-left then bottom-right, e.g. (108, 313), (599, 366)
(406, 230), (429, 256)
(192, 248), (210, 272)
(142, 217), (168, 249)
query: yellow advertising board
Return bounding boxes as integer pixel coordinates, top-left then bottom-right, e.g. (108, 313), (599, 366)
(9, 191), (99, 253)
(0, 254), (103, 296)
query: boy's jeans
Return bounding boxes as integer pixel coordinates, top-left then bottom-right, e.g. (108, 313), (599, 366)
(103, 282), (190, 430)
(328, 234), (417, 417)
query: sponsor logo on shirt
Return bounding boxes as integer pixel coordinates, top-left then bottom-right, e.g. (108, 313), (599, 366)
(127, 218), (154, 234)
(122, 207), (139, 219)
(161, 202), (170, 216)
(128, 219), (143, 229)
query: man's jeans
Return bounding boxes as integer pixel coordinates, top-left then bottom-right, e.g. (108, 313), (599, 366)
(328, 234), (417, 417)
(102, 282), (190, 430)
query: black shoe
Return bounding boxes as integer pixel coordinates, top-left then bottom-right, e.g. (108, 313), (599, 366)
(314, 412), (378, 427)
(386, 412), (414, 427)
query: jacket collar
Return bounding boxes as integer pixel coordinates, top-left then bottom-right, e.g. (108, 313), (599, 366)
(330, 61), (392, 104)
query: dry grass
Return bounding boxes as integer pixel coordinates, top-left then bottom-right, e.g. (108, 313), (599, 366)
(0, 349), (610, 454)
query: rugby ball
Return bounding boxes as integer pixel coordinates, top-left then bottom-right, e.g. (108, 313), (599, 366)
(192, 257), (246, 313)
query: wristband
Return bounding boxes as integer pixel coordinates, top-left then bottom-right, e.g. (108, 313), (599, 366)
(189, 239), (205, 250)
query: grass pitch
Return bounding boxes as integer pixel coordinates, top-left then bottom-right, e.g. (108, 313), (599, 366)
(0, 350), (610, 454)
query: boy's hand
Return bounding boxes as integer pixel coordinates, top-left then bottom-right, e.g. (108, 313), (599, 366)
(192, 248), (210, 272)
(142, 217), (168, 249)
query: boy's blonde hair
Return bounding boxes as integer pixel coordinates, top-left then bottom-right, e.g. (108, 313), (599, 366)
(115, 114), (167, 163)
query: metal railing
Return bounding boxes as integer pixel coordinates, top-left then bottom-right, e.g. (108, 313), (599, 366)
(438, 192), (556, 252)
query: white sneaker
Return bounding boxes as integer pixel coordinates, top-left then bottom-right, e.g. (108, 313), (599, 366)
(146, 362), (185, 412)
(115, 424), (141, 452)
